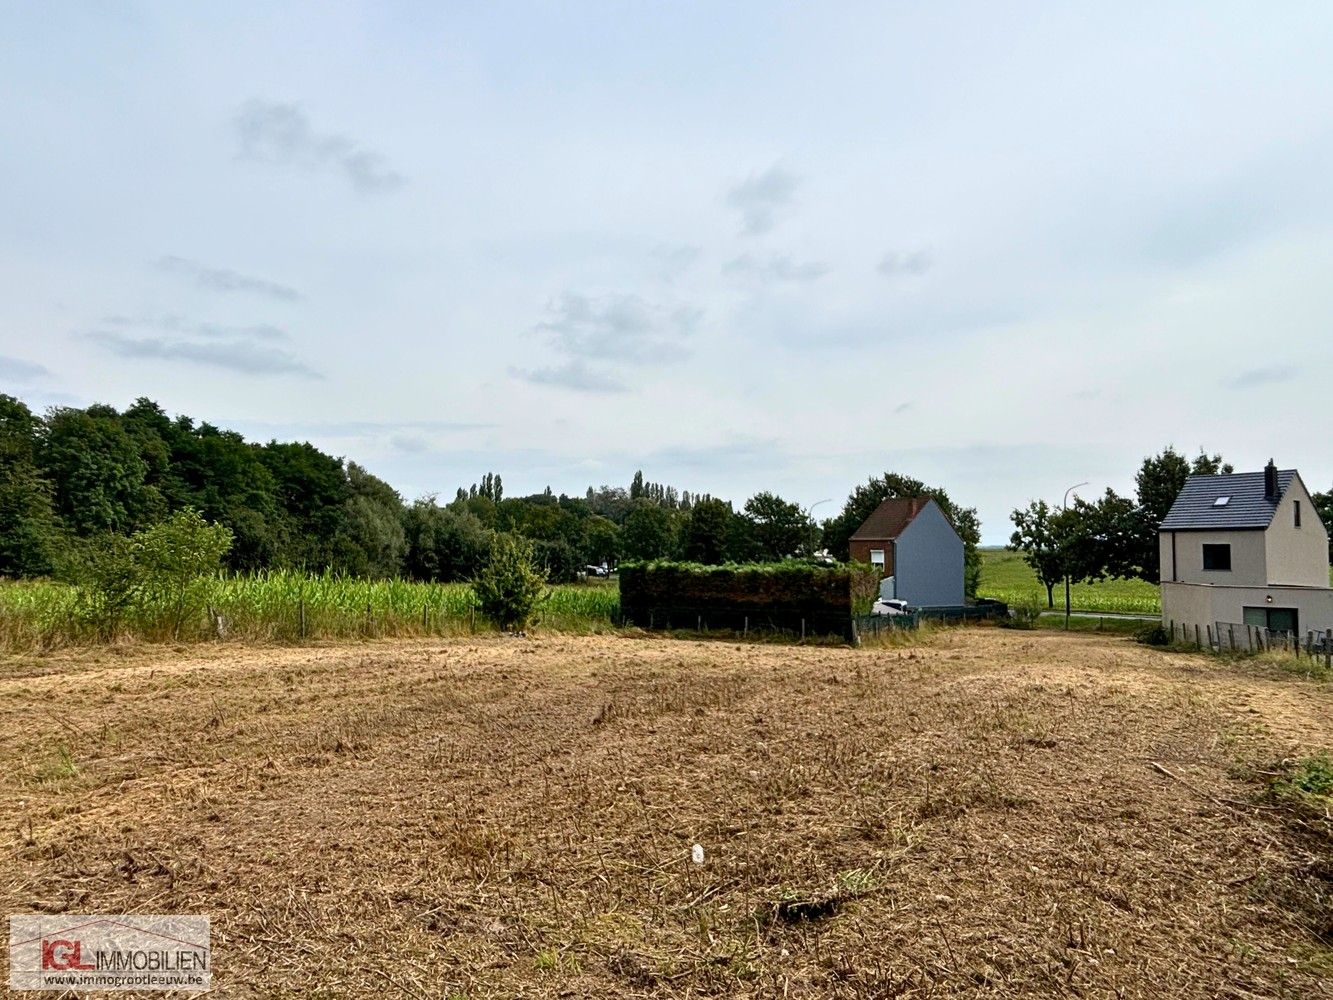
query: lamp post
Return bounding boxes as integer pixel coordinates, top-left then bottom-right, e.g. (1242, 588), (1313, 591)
(807, 498), (833, 558)
(1062, 482), (1088, 630)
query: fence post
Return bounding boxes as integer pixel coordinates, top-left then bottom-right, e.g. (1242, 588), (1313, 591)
(743, 616), (748, 639)
(1228, 624), (1236, 651)
(299, 598), (306, 640)
(697, 614), (702, 633)
(801, 618), (806, 641)
(1206, 624), (1213, 651)
(1194, 623), (1201, 649)
(423, 605), (429, 634)
(1326, 629), (1332, 670)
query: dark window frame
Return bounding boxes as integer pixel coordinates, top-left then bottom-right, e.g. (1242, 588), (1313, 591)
(1295, 500), (1302, 528)
(1202, 543), (1231, 571)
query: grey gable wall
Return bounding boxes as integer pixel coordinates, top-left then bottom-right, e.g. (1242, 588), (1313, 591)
(895, 500), (965, 607)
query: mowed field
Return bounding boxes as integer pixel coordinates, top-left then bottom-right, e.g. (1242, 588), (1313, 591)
(2, 631), (1330, 998)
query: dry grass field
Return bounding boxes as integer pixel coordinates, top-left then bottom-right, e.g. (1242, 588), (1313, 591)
(1, 629), (1330, 998)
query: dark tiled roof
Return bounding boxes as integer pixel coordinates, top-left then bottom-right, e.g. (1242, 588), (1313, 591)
(1159, 470), (1295, 530)
(850, 497), (931, 541)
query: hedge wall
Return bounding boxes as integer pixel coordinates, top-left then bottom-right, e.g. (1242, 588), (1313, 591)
(618, 561), (880, 641)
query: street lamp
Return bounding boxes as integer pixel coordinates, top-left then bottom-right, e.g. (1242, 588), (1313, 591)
(1062, 482), (1089, 630)
(807, 498), (833, 558)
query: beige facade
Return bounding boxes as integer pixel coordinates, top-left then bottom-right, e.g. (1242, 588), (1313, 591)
(1263, 476), (1329, 586)
(1159, 529), (1266, 585)
(1162, 581), (1333, 635)
(1159, 472), (1333, 634)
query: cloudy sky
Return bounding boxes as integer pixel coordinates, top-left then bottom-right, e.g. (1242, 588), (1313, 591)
(4, 2), (1332, 542)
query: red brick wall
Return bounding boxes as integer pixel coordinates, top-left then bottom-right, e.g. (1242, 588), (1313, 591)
(849, 540), (894, 576)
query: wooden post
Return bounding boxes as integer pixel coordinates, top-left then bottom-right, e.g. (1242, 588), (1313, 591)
(1228, 624), (1236, 651)
(423, 605), (429, 633)
(1207, 624), (1213, 651)
(801, 618), (806, 641)
(1194, 623), (1201, 649)
(697, 614), (702, 633)
(743, 616), (748, 638)
(1324, 628), (1332, 669)
(299, 598), (306, 640)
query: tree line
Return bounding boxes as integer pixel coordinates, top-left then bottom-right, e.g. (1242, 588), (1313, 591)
(0, 395), (982, 591)
(1009, 446), (1333, 607)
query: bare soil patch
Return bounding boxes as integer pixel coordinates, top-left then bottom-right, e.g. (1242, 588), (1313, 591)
(1, 629), (1329, 997)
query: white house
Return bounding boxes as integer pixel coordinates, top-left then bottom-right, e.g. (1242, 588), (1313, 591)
(1159, 460), (1333, 636)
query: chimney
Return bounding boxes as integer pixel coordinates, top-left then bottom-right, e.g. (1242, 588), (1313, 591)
(1264, 459), (1279, 502)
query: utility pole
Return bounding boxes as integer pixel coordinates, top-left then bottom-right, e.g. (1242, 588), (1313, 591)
(1062, 482), (1088, 630)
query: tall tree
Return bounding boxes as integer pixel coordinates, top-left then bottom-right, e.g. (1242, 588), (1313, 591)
(1008, 500), (1064, 608)
(622, 500), (676, 561)
(742, 491), (810, 561)
(1311, 488), (1333, 560)
(825, 472), (982, 598)
(37, 405), (162, 535)
(683, 498), (734, 564)
(0, 395), (60, 576)
(335, 463), (407, 578)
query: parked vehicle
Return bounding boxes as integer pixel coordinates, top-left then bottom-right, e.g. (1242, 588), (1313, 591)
(585, 564), (610, 578)
(872, 598), (910, 617)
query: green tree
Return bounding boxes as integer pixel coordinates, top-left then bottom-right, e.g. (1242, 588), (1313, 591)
(472, 533), (547, 630)
(37, 405), (162, 535)
(622, 500), (676, 561)
(259, 441), (349, 568)
(335, 463), (407, 578)
(1008, 500), (1065, 608)
(1123, 446), (1232, 583)
(683, 498), (733, 564)
(825, 472), (983, 599)
(137, 509), (234, 638)
(0, 395), (60, 576)
(742, 491), (811, 561)
(68, 533), (145, 639)
(581, 515), (621, 567)
(402, 499), (491, 581)
(1313, 488), (1333, 560)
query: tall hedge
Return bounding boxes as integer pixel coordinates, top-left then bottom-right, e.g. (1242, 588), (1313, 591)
(618, 561), (878, 640)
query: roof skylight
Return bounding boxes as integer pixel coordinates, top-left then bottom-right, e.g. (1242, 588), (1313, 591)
(1213, 496), (1231, 507)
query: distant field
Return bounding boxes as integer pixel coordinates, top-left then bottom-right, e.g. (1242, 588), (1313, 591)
(978, 547), (1162, 615)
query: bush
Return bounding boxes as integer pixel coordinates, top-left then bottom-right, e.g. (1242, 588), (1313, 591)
(472, 533), (548, 631)
(1000, 592), (1042, 630)
(1134, 623), (1170, 646)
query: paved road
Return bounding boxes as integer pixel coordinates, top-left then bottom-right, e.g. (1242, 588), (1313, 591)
(1038, 610), (1158, 622)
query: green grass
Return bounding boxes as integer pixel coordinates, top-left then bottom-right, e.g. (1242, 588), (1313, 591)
(0, 571), (621, 651)
(978, 547), (1162, 615)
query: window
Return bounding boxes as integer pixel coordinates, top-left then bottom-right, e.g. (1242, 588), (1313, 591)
(1202, 543), (1231, 571)
(1295, 500), (1302, 527)
(1213, 496), (1231, 507)
(869, 549), (885, 566)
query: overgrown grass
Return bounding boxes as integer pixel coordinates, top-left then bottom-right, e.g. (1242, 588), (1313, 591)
(0, 570), (620, 651)
(978, 547), (1162, 614)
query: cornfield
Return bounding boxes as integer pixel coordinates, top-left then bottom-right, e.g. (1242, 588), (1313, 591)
(0, 571), (621, 652)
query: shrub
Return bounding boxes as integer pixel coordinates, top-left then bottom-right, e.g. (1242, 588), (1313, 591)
(1001, 592), (1042, 630)
(1134, 623), (1170, 646)
(137, 509), (233, 638)
(472, 533), (548, 631)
